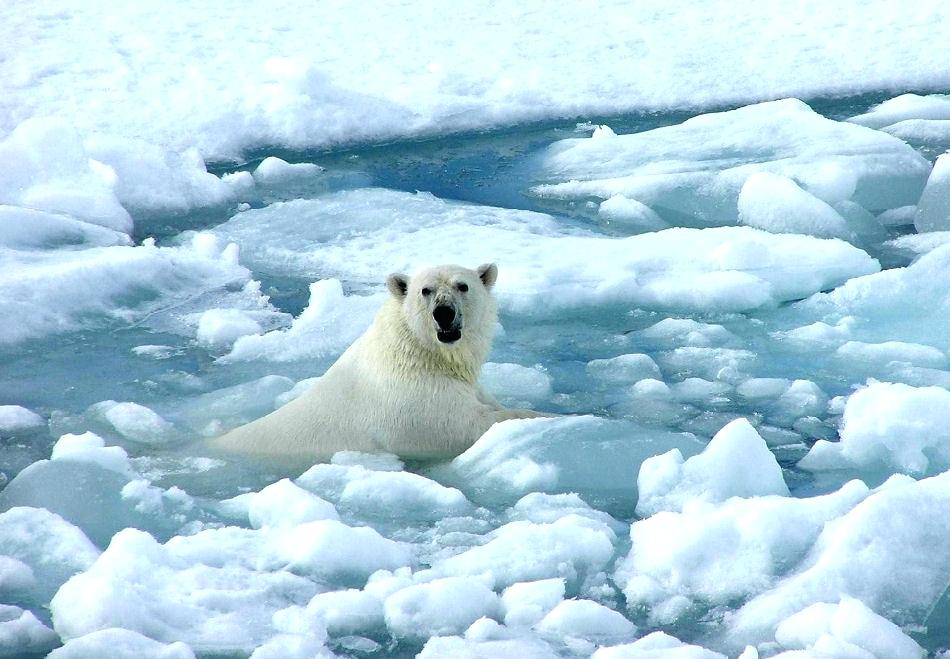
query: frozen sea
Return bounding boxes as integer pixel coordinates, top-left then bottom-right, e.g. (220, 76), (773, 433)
(3, 2), (950, 658)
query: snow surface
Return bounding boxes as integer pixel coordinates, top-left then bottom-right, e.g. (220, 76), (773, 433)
(2, 3), (950, 657)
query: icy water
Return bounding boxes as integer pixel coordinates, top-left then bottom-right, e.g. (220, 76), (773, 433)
(2, 93), (949, 657)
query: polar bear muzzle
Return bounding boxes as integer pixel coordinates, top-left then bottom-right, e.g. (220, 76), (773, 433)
(434, 304), (462, 343)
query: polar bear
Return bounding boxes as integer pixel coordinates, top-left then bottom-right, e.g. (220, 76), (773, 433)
(210, 263), (545, 466)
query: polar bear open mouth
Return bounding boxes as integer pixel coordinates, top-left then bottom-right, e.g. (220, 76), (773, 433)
(437, 328), (462, 343)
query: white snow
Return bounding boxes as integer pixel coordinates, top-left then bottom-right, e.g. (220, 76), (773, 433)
(50, 432), (135, 477)
(0, 405), (44, 432)
(49, 628), (196, 659)
(211, 189), (880, 316)
(0, 233), (256, 345)
(480, 362), (552, 405)
(501, 578), (566, 628)
(383, 576), (500, 639)
(252, 157), (323, 185)
(533, 99), (930, 221)
(246, 478), (340, 528)
(727, 471), (950, 649)
(800, 381), (950, 477)
(914, 152), (950, 232)
(773, 597), (924, 659)
(587, 354), (663, 385)
(0, 605), (58, 657)
(737, 172), (851, 240)
(636, 418), (789, 516)
(90, 401), (178, 446)
(615, 480), (870, 625)
(195, 309), (262, 350)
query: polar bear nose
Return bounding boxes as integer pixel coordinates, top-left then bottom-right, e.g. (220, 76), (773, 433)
(433, 305), (456, 330)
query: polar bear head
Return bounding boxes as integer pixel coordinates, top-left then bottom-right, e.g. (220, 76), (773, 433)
(386, 263), (498, 356)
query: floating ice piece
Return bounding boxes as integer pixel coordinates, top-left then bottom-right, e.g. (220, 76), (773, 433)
(252, 157), (323, 185)
(0, 507), (99, 605)
(636, 418), (789, 516)
(297, 462), (471, 521)
(0, 234), (252, 346)
(592, 631), (727, 659)
(914, 152), (950, 232)
(247, 478), (339, 528)
(177, 375), (295, 437)
(848, 93), (950, 129)
(0, 405), (44, 432)
(767, 380), (828, 426)
(534, 99), (929, 220)
(0, 206), (131, 249)
(789, 242), (950, 351)
(223, 279), (384, 363)
(384, 576), (500, 640)
(48, 628), (196, 659)
(502, 579), (566, 628)
(211, 189), (879, 316)
(0, 604), (58, 657)
(727, 471), (950, 649)
(633, 318), (737, 349)
(196, 308), (262, 350)
(280, 588), (383, 637)
(885, 230), (950, 257)
(427, 514), (616, 591)
(535, 599), (636, 644)
(773, 597), (924, 659)
(248, 632), (332, 659)
(736, 378), (792, 401)
(0, 119), (132, 233)
(799, 381), (950, 477)
(50, 521), (408, 652)
(50, 431), (134, 477)
(0, 555), (34, 593)
(418, 634), (558, 659)
(85, 136), (237, 213)
(738, 172), (851, 240)
(835, 340), (947, 369)
(877, 205), (917, 227)
(89, 401), (179, 446)
(658, 347), (756, 383)
(598, 195), (669, 233)
(437, 416), (703, 509)
(480, 362), (552, 405)
(586, 354), (662, 385)
(615, 480), (870, 625)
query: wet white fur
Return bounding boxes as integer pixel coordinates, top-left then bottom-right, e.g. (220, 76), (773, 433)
(210, 263), (543, 465)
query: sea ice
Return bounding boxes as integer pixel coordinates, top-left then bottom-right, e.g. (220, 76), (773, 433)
(615, 480), (870, 625)
(772, 597), (924, 659)
(210, 188), (880, 315)
(592, 631), (727, 659)
(533, 99), (930, 225)
(636, 418), (789, 516)
(727, 471), (950, 649)
(0, 405), (44, 432)
(252, 157), (323, 185)
(914, 152), (950, 232)
(799, 381), (950, 477)
(437, 416), (703, 508)
(737, 172), (851, 240)
(383, 576), (500, 639)
(48, 628), (196, 659)
(0, 604), (58, 657)
(480, 362), (552, 406)
(0, 233), (254, 346)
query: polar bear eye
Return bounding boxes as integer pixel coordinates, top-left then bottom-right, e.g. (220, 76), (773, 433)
(456, 283), (469, 292)
(421, 287), (432, 297)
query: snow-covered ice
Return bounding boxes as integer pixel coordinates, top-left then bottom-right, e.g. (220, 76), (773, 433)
(3, 2), (950, 656)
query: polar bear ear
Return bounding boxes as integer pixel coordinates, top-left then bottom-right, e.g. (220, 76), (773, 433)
(386, 272), (409, 299)
(477, 263), (498, 290)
